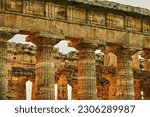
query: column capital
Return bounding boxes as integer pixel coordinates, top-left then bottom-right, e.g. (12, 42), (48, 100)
(26, 32), (65, 46)
(108, 45), (137, 56)
(27, 36), (60, 46)
(75, 40), (97, 100)
(69, 39), (100, 50)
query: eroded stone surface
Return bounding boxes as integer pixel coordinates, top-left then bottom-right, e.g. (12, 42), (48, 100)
(0, 0), (150, 100)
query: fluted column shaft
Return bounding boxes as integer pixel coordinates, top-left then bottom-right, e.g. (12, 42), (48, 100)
(35, 45), (55, 100)
(77, 43), (97, 100)
(0, 33), (12, 100)
(116, 49), (136, 100)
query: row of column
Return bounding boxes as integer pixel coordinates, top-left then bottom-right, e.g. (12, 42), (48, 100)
(33, 38), (137, 100)
(0, 33), (148, 100)
(33, 39), (98, 100)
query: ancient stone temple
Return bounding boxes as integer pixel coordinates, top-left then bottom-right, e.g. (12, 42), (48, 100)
(0, 0), (150, 100)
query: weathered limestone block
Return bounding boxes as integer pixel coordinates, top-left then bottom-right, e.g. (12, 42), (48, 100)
(115, 47), (137, 100)
(66, 6), (86, 23)
(125, 17), (141, 32)
(5, 0), (23, 13)
(23, 0), (45, 16)
(107, 13), (124, 28)
(0, 32), (12, 100)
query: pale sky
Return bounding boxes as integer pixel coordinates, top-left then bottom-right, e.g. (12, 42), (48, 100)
(9, 0), (150, 54)
(108, 0), (150, 9)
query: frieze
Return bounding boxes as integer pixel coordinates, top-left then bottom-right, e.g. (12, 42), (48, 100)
(0, 0), (150, 34)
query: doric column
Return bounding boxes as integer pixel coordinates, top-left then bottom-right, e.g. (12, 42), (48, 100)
(76, 43), (97, 100)
(27, 37), (59, 100)
(78, 43), (97, 100)
(57, 72), (68, 100)
(0, 32), (12, 100)
(35, 45), (55, 99)
(115, 47), (136, 100)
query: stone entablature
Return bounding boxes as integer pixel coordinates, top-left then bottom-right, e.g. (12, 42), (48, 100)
(68, 0), (150, 16)
(0, 0), (150, 35)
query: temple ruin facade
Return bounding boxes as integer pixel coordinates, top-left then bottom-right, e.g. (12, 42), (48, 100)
(0, 0), (150, 100)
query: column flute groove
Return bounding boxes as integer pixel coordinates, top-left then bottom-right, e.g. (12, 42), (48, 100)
(77, 43), (97, 100)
